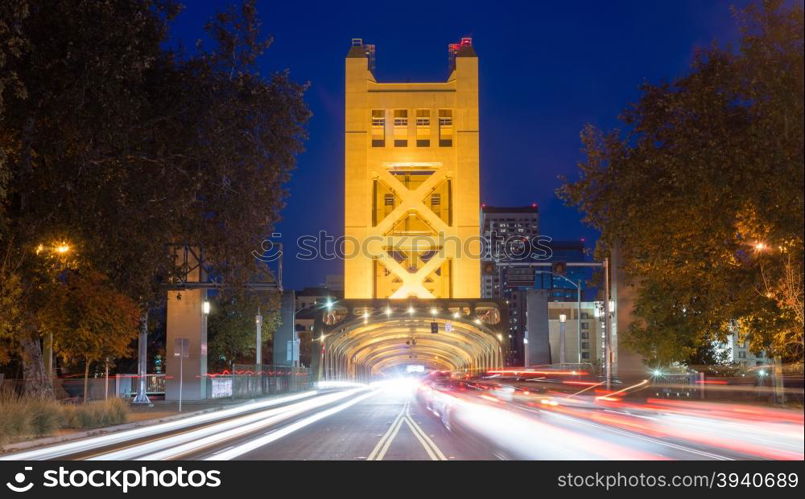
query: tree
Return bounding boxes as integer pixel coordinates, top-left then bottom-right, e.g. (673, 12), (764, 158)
(207, 291), (281, 370)
(39, 272), (140, 402)
(0, 0), (308, 394)
(559, 0), (803, 366)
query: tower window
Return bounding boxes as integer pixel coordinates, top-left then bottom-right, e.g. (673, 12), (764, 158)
(371, 109), (385, 127)
(393, 109), (408, 126)
(416, 109), (430, 126)
(438, 109), (453, 147)
(384, 194), (394, 206)
(431, 193), (441, 206)
(371, 109), (385, 147)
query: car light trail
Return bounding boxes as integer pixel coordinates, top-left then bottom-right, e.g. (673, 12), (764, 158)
(92, 389), (369, 460)
(206, 390), (377, 460)
(0, 391), (320, 461)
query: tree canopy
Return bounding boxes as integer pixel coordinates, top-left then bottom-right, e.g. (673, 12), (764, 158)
(0, 0), (309, 394)
(559, 0), (803, 365)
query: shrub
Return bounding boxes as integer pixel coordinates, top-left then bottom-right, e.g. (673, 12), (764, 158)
(0, 394), (130, 444)
(67, 399), (129, 429)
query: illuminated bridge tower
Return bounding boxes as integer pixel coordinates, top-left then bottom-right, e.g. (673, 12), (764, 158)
(312, 39), (502, 380)
(344, 37), (480, 299)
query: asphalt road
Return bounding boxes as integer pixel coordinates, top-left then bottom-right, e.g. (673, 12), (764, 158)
(2, 380), (801, 461)
(203, 388), (499, 460)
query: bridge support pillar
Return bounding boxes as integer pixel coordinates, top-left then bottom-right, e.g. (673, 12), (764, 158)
(165, 288), (208, 401)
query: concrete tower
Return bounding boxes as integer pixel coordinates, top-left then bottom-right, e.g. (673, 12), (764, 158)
(344, 38), (480, 300)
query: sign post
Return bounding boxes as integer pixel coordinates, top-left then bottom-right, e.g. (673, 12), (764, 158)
(174, 338), (190, 412)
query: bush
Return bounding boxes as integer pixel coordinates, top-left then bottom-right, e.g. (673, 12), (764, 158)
(0, 394), (130, 444)
(65, 399), (129, 429)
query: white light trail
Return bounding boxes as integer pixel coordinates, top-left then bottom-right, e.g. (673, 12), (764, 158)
(206, 390), (377, 460)
(0, 391), (319, 461)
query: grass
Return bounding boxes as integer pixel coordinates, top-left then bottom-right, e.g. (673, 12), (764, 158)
(0, 392), (129, 445)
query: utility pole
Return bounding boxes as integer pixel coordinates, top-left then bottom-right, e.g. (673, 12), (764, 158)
(576, 280), (582, 364)
(133, 311), (150, 404)
(603, 257), (612, 390)
(255, 307), (263, 366)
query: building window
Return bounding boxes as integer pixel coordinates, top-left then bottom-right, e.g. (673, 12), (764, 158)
(438, 109), (453, 147)
(394, 139), (407, 147)
(581, 342), (589, 350)
(581, 322), (589, 330)
(393, 109), (408, 126)
(417, 139), (430, 147)
(371, 109), (385, 147)
(738, 351), (747, 359)
(581, 352), (590, 360)
(431, 193), (441, 206)
(372, 109), (385, 127)
(415, 109), (430, 126)
(581, 331), (589, 339)
(581, 312), (590, 319)
(384, 194), (394, 206)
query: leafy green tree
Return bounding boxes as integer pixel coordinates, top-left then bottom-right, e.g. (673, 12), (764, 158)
(207, 291), (281, 370)
(39, 271), (140, 402)
(559, 0), (803, 366)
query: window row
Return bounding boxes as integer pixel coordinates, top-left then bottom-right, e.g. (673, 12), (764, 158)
(371, 109), (453, 148)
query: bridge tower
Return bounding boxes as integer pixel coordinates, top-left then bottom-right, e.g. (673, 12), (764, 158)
(344, 38), (480, 300)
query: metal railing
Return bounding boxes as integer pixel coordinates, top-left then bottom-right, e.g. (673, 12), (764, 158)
(226, 364), (312, 399)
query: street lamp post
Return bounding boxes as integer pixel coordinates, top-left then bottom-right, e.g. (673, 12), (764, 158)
(536, 271), (583, 364)
(255, 308), (263, 366)
(132, 311), (151, 405)
(558, 314), (567, 364)
(603, 257), (612, 390)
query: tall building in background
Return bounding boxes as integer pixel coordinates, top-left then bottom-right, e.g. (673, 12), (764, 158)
(481, 206), (593, 365)
(344, 38), (480, 299)
(480, 205), (540, 364)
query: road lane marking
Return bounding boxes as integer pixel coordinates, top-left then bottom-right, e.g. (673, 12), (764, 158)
(206, 390), (377, 461)
(405, 406), (447, 461)
(367, 402), (407, 461)
(367, 402), (448, 461)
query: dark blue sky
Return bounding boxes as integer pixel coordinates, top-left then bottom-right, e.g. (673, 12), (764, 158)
(171, 0), (750, 290)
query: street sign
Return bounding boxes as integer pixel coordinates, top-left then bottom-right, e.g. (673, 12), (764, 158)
(174, 338), (190, 358)
(430, 322), (438, 334)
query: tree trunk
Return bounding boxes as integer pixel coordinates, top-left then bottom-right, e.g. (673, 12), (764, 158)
(20, 334), (54, 398)
(773, 355), (785, 405)
(83, 358), (91, 403)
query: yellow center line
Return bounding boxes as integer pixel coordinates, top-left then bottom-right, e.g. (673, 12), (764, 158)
(367, 402), (407, 460)
(405, 405), (447, 461)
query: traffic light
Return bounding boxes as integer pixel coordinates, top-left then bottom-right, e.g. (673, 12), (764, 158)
(552, 261), (567, 276)
(431, 322), (438, 334)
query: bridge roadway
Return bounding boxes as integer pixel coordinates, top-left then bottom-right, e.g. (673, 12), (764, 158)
(1, 380), (802, 460)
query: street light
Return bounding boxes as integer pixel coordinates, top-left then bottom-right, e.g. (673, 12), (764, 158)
(536, 271), (583, 364)
(558, 313), (567, 364)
